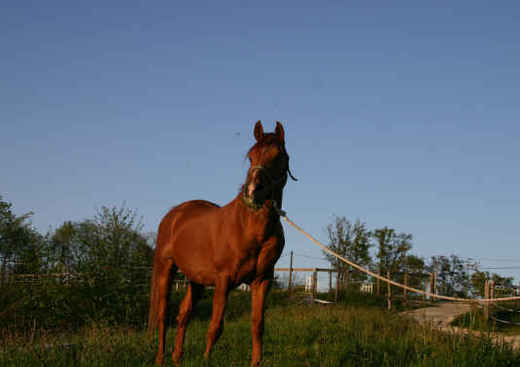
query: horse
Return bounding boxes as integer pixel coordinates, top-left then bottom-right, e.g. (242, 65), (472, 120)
(148, 121), (295, 366)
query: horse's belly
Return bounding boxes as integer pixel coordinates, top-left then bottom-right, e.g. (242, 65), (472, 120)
(169, 229), (220, 286)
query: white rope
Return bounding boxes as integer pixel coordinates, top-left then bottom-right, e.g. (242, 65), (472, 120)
(275, 205), (520, 304)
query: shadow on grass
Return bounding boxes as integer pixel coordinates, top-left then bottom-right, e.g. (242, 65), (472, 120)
(166, 288), (291, 326)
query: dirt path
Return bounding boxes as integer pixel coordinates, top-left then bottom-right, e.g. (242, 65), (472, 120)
(402, 302), (520, 349)
(401, 302), (472, 328)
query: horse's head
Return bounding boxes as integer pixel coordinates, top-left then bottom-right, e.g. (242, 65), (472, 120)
(243, 121), (295, 209)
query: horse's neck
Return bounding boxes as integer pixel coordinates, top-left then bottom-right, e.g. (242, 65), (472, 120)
(228, 191), (284, 234)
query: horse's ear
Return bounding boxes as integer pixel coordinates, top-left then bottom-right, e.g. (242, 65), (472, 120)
(254, 120), (264, 141)
(275, 121), (285, 143)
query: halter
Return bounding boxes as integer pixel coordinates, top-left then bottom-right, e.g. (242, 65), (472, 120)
(242, 163), (297, 211)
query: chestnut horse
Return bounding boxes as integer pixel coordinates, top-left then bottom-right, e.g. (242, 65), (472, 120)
(148, 121), (294, 366)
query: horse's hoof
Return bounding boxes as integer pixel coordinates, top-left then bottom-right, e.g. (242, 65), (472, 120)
(172, 353), (182, 366)
(154, 355), (164, 366)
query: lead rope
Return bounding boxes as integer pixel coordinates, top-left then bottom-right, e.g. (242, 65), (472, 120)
(272, 202), (520, 304)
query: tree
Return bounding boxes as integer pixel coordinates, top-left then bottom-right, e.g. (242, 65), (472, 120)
(404, 254), (427, 289)
(0, 195), (44, 278)
(471, 270), (488, 297)
(374, 227), (412, 276)
(45, 205), (154, 324)
(47, 205), (153, 274)
(323, 216), (372, 285)
(490, 273), (515, 297)
(471, 270), (515, 298)
(430, 255), (475, 297)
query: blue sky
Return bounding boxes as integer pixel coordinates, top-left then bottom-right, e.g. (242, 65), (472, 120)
(1, 1), (520, 281)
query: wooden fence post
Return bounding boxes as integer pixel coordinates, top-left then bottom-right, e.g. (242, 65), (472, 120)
(387, 271), (392, 311)
(335, 271), (339, 302)
(430, 272), (437, 303)
(484, 279), (489, 321)
(433, 272), (438, 302)
(288, 251), (293, 296)
(328, 270), (332, 293)
(423, 273), (427, 303)
(429, 273), (433, 301)
(312, 269), (318, 300)
(490, 280), (495, 324)
(376, 270), (380, 296)
(403, 272), (408, 306)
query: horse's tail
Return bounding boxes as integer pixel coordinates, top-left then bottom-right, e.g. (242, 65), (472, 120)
(148, 212), (179, 335)
(148, 253), (175, 334)
(148, 257), (161, 334)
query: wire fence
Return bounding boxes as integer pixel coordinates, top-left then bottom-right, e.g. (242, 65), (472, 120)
(0, 267), (194, 292)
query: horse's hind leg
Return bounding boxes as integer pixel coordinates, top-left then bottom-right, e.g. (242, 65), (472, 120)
(172, 282), (203, 364)
(153, 259), (176, 366)
(204, 277), (230, 359)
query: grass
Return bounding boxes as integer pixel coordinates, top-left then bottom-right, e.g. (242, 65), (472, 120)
(2, 293), (520, 367)
(451, 303), (520, 336)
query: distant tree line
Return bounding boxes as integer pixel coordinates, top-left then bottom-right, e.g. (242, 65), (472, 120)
(324, 216), (514, 298)
(1, 195), (515, 331)
(0, 195), (155, 329)
(1, 195), (154, 278)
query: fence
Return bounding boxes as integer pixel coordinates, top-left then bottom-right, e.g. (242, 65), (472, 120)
(0, 266), (189, 291)
(274, 262), (440, 309)
(3, 260), (518, 312)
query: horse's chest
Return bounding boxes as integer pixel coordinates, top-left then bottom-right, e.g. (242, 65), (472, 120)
(233, 258), (258, 284)
(233, 238), (281, 285)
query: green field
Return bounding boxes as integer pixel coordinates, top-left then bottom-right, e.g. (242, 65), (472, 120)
(2, 290), (520, 367)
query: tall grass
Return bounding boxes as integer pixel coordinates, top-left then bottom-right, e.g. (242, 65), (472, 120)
(452, 303), (520, 335)
(2, 281), (519, 366)
(2, 301), (519, 366)
(0, 275), (151, 333)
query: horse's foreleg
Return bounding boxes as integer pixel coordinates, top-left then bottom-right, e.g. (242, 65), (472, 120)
(250, 278), (271, 367)
(172, 282), (203, 365)
(204, 278), (230, 359)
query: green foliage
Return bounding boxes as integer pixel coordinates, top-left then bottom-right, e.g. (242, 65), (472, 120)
(471, 270), (515, 298)
(471, 270), (488, 298)
(0, 203), (154, 332)
(324, 217), (372, 282)
(0, 269), (152, 332)
(323, 216), (416, 286)
(47, 205), (153, 274)
(374, 226), (413, 275)
(430, 255), (476, 297)
(323, 216), (501, 299)
(405, 254), (428, 289)
(0, 195), (44, 276)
